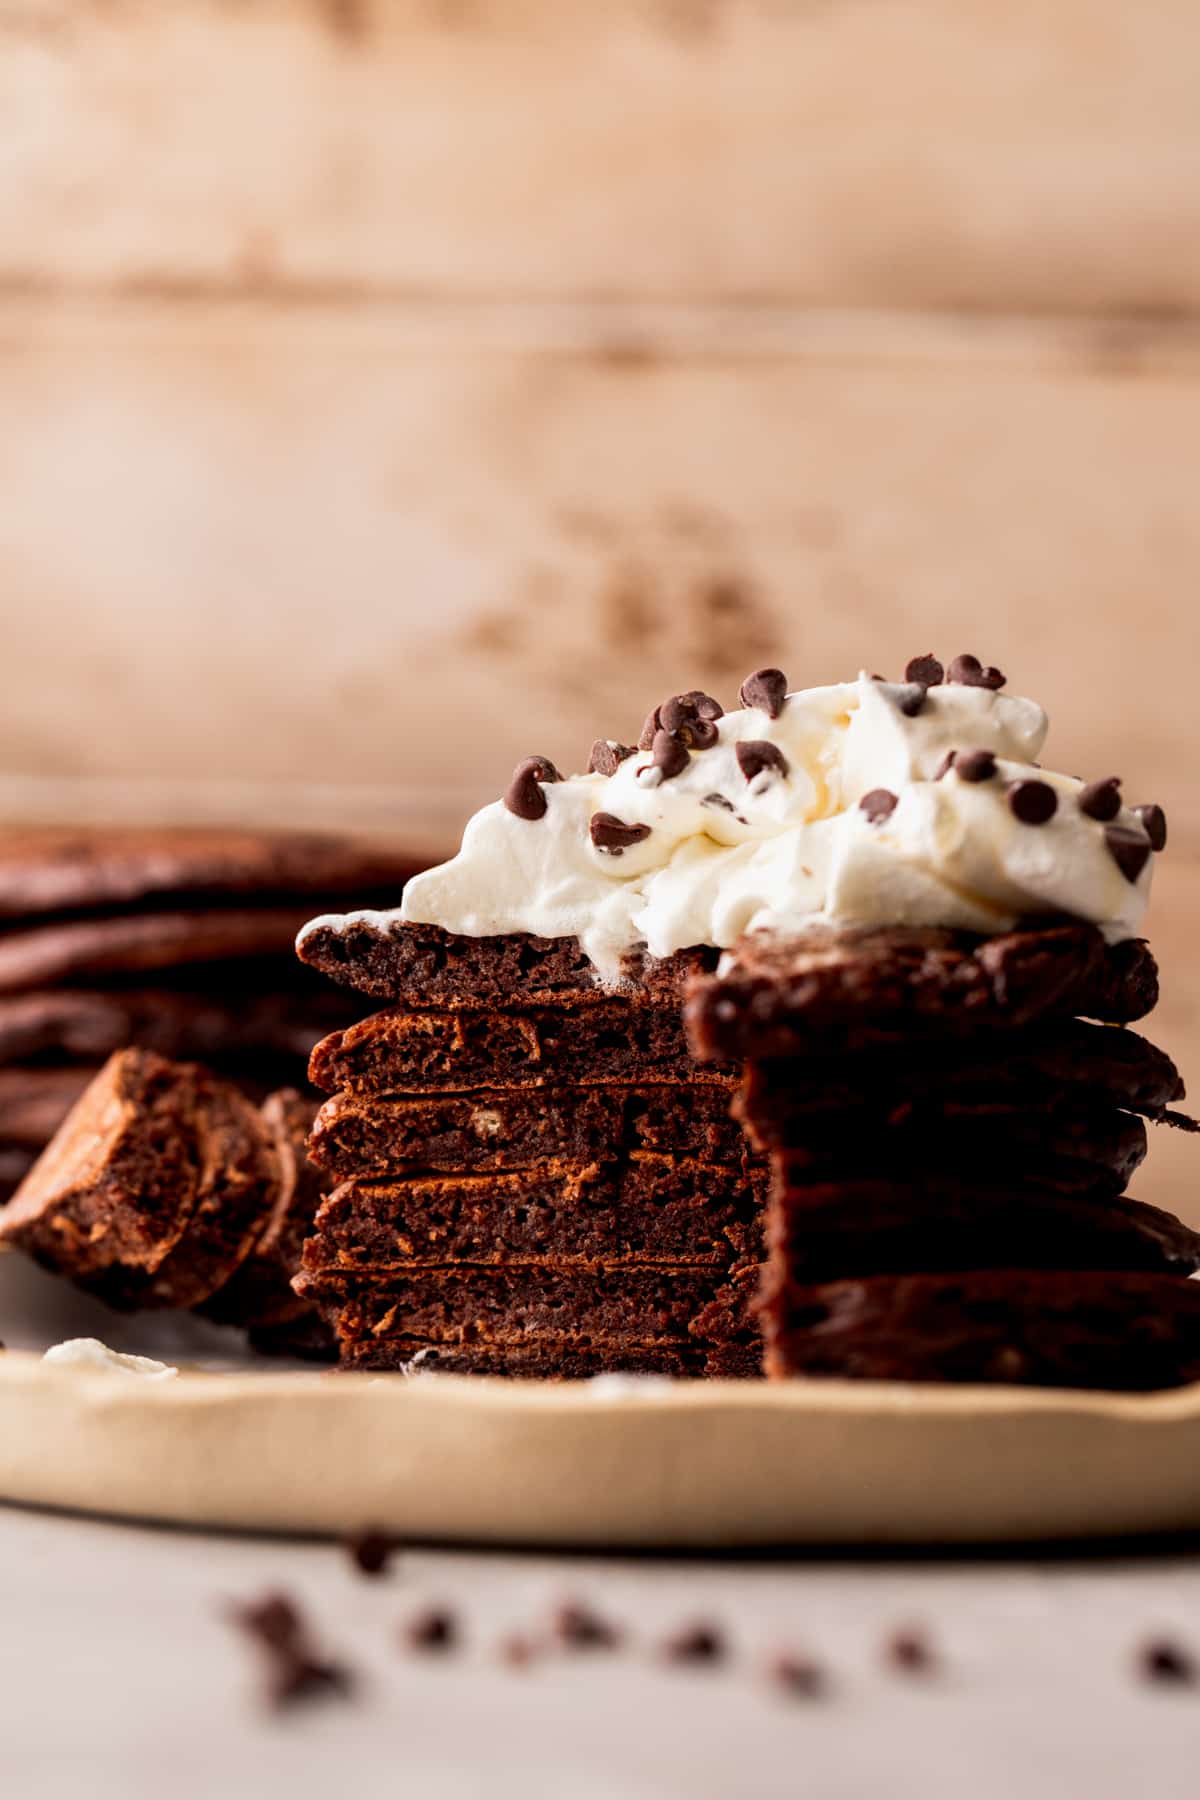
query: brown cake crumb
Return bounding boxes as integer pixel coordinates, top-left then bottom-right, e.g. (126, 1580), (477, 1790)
(662, 1622), (725, 1664)
(345, 1527), (400, 1577)
(403, 1607), (458, 1652)
(551, 1599), (622, 1650)
(885, 1627), (936, 1673)
(768, 1652), (827, 1698)
(229, 1590), (354, 1710)
(1139, 1639), (1195, 1684)
(498, 1633), (540, 1668)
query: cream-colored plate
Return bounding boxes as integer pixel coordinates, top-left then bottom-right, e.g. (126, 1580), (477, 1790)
(4, 1349), (1200, 1546)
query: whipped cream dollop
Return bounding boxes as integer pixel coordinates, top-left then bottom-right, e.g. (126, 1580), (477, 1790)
(304, 659), (1164, 984)
(42, 1339), (178, 1380)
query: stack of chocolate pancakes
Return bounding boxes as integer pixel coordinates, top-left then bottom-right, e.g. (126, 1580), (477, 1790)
(0, 827), (424, 1205)
(687, 920), (1200, 1388)
(295, 922), (768, 1374)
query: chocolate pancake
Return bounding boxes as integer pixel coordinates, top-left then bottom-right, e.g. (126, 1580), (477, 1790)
(766, 1181), (1200, 1281)
(308, 1001), (737, 1096)
(309, 1080), (748, 1178)
(297, 916), (716, 1009)
(302, 1156), (766, 1271)
(685, 922), (1160, 1062)
(762, 1269), (1200, 1389)
(337, 1338), (761, 1378)
(202, 1089), (325, 1329)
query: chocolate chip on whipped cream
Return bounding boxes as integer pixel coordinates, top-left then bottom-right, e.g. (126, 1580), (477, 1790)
(587, 740), (635, 777)
(893, 683), (929, 719)
(1105, 825), (1153, 884)
(1079, 777), (1123, 821)
(904, 653), (945, 687)
(736, 741), (789, 784)
(504, 755), (562, 821)
(956, 749), (997, 783)
(1134, 804), (1168, 852)
(948, 653), (1006, 690)
(332, 665), (1157, 987)
(860, 788), (899, 823)
(738, 668), (789, 719)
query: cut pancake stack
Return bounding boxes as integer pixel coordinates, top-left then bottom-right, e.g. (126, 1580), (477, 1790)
(687, 922), (1200, 1390)
(0, 827), (426, 1204)
(296, 920), (768, 1374)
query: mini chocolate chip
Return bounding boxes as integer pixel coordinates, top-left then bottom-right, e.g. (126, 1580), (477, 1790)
(768, 1652), (826, 1698)
(651, 729), (690, 780)
(956, 748), (997, 783)
(404, 1608), (457, 1653)
(232, 1592), (303, 1652)
(660, 692), (722, 748)
(498, 1634), (539, 1668)
(738, 668), (788, 719)
(1105, 824), (1152, 884)
(904, 653), (944, 687)
(682, 689), (724, 722)
(552, 1601), (622, 1651)
(269, 1653), (354, 1709)
(345, 1529), (399, 1578)
(659, 695), (692, 734)
(589, 812), (652, 854)
(702, 792), (736, 812)
(1134, 804), (1167, 852)
(1079, 777), (1122, 821)
(638, 706), (661, 751)
(1140, 1640), (1194, 1684)
(504, 755), (561, 821)
(947, 653), (1006, 689)
(860, 788), (898, 823)
(894, 682), (927, 718)
(662, 1623), (725, 1664)
(587, 739), (635, 777)
(886, 1629), (935, 1673)
(230, 1591), (354, 1711)
(932, 750), (957, 780)
(735, 740), (789, 783)
(1008, 779), (1058, 824)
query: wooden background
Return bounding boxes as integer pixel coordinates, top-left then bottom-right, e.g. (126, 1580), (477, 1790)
(1, 0), (1198, 1213)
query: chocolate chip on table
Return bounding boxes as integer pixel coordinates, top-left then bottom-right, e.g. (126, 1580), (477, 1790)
(1079, 777), (1123, 821)
(947, 653), (1006, 690)
(738, 668), (789, 719)
(504, 755), (562, 821)
(403, 1607), (458, 1653)
(885, 1628), (936, 1674)
(1008, 779), (1058, 824)
(1105, 825), (1153, 884)
(589, 812), (652, 854)
(932, 750), (958, 781)
(735, 740), (790, 783)
(662, 1622), (725, 1664)
(1139, 1639), (1195, 1684)
(894, 682), (928, 718)
(587, 739), (635, 777)
(345, 1528), (400, 1578)
(768, 1652), (827, 1698)
(498, 1633), (539, 1669)
(1134, 804), (1168, 852)
(552, 1599), (622, 1650)
(956, 748), (997, 783)
(860, 788), (899, 824)
(229, 1590), (354, 1710)
(651, 729), (690, 780)
(904, 653), (945, 687)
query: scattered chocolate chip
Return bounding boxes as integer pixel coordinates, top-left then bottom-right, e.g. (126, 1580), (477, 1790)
(738, 668), (789, 719)
(638, 707), (661, 751)
(589, 812), (652, 854)
(702, 792), (736, 812)
(1134, 804), (1167, 852)
(345, 1528), (399, 1578)
(659, 692), (723, 748)
(662, 1622), (725, 1665)
(1008, 779), (1058, 825)
(860, 788), (899, 824)
(587, 739), (635, 777)
(768, 1652), (827, 1698)
(735, 740), (789, 783)
(1139, 1639), (1195, 1685)
(504, 755), (562, 821)
(947, 653), (1006, 690)
(885, 1628), (936, 1674)
(552, 1600), (622, 1651)
(932, 749), (957, 781)
(956, 748), (997, 783)
(229, 1591), (354, 1711)
(905, 653), (945, 687)
(498, 1633), (539, 1668)
(403, 1607), (457, 1653)
(651, 729), (690, 780)
(1105, 825), (1152, 884)
(894, 682), (928, 718)
(1079, 777), (1123, 821)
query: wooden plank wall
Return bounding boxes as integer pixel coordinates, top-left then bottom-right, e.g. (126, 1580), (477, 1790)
(1, 1), (1198, 1212)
